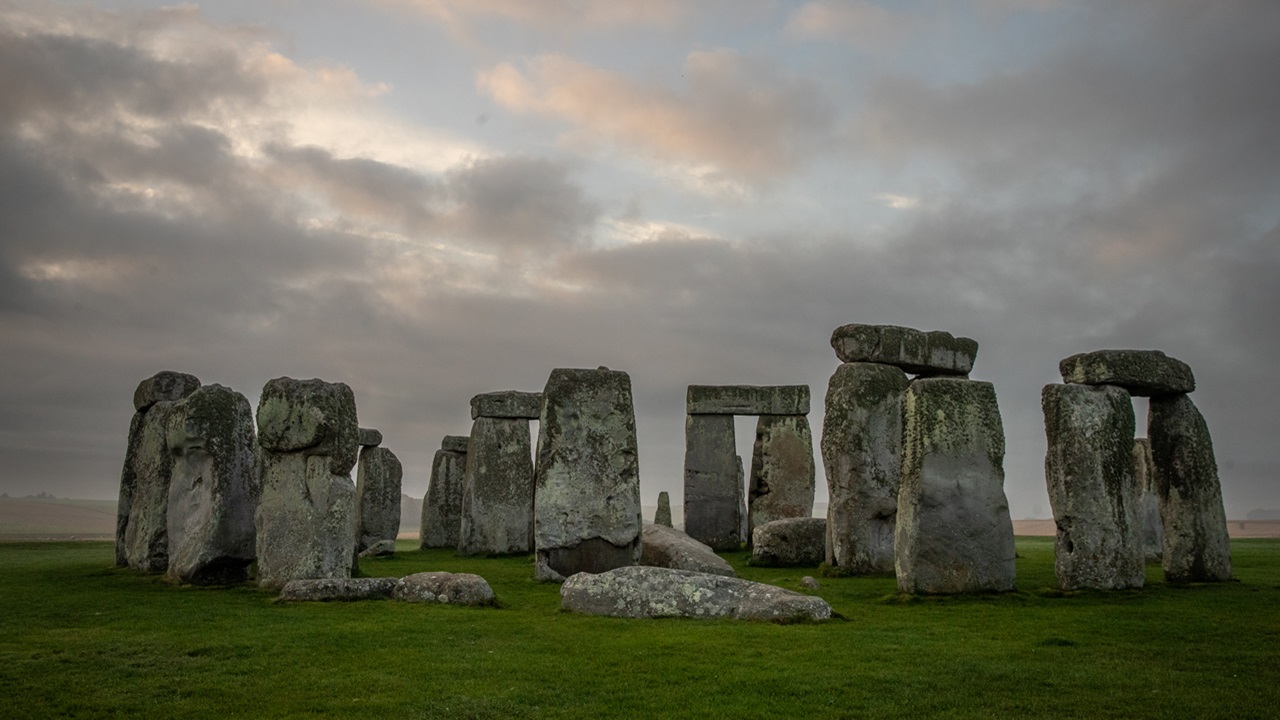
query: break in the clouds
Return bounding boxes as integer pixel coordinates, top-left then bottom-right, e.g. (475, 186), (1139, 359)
(1, 1), (1277, 522)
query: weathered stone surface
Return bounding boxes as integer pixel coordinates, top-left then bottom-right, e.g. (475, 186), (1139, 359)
(534, 368), (642, 578)
(1042, 383), (1144, 591)
(393, 571), (497, 605)
(1133, 438), (1163, 563)
(119, 400), (180, 572)
(458, 416), (534, 555)
(1059, 349), (1195, 396)
(357, 427), (383, 447)
(277, 577), (398, 602)
(640, 523), (736, 577)
(896, 378), (1016, 594)
(751, 517), (827, 567)
(560, 566), (832, 621)
(686, 385), (810, 416)
(132, 370), (201, 412)
(830, 324), (978, 377)
(682, 414), (742, 551)
(821, 362), (909, 573)
(355, 446), (403, 557)
(254, 377), (359, 590)
(800, 576), (820, 590)
(1149, 395), (1231, 583)
(747, 415), (815, 541)
(421, 439), (467, 549)
(470, 391), (543, 420)
(164, 384), (258, 585)
(441, 434), (470, 453)
(654, 491), (673, 527)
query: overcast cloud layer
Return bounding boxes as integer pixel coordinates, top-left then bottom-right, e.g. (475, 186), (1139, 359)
(1, 0), (1277, 519)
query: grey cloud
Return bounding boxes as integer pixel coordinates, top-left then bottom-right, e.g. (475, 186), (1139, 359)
(445, 155), (599, 251)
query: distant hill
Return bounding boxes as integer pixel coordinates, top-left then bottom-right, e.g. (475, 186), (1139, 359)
(0, 496), (116, 539)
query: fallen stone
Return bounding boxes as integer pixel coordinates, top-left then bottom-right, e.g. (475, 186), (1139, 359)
(682, 414), (742, 551)
(686, 385), (811, 416)
(132, 370), (202, 412)
(421, 437), (467, 549)
(1042, 383), (1144, 591)
(277, 577), (398, 602)
(747, 415), (815, 541)
(800, 576), (820, 590)
(560, 566), (832, 621)
(458, 416), (534, 555)
(830, 324), (977, 377)
(751, 517), (827, 567)
(393, 571), (496, 606)
(1059, 349), (1195, 396)
(654, 491), (673, 527)
(357, 427), (383, 447)
(470, 391), (543, 420)
(640, 523), (736, 577)
(355, 446), (403, 557)
(1133, 438), (1163, 563)
(358, 539), (396, 558)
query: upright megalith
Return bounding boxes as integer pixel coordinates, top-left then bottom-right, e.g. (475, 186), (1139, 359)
(534, 368), (642, 580)
(421, 435), (468, 549)
(254, 377), (359, 590)
(355, 441), (403, 558)
(654, 491), (673, 527)
(746, 414), (815, 541)
(117, 370), (201, 570)
(896, 378), (1015, 594)
(1042, 383), (1144, 590)
(683, 414), (741, 550)
(164, 384), (258, 584)
(1133, 438), (1163, 563)
(458, 392), (539, 556)
(821, 362), (909, 574)
(1149, 395), (1231, 583)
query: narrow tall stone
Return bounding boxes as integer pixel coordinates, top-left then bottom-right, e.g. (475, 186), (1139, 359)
(458, 417), (534, 555)
(896, 378), (1015, 594)
(1133, 438), (1163, 563)
(747, 415), (815, 542)
(654, 491), (673, 527)
(421, 436), (468, 549)
(682, 414), (741, 550)
(1149, 395), (1231, 583)
(821, 362), (909, 573)
(355, 444), (403, 557)
(1042, 383), (1143, 590)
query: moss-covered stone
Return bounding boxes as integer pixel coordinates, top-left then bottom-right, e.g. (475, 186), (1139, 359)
(654, 491), (673, 527)
(1059, 349), (1195, 396)
(132, 370), (201, 412)
(119, 400), (179, 572)
(682, 413), (742, 551)
(458, 416), (534, 555)
(441, 434), (470, 453)
(830, 324), (977, 376)
(421, 441), (467, 549)
(1133, 438), (1163, 563)
(470, 391), (543, 420)
(255, 377), (359, 475)
(686, 384), (810, 416)
(746, 415), (815, 541)
(355, 446), (402, 557)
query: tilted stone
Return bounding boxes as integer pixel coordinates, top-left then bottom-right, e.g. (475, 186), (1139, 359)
(393, 571), (496, 606)
(654, 491), (673, 528)
(640, 523), (736, 577)
(357, 427), (383, 447)
(132, 370), (201, 412)
(534, 368), (643, 578)
(458, 416), (534, 555)
(682, 414), (742, 551)
(821, 362), (909, 573)
(830, 324), (977, 377)
(421, 440), (467, 550)
(896, 378), (1016, 594)
(686, 385), (810, 416)
(1059, 349), (1195, 396)
(1042, 383), (1144, 591)
(751, 517), (827, 567)
(470, 391), (543, 420)
(747, 415), (815, 542)
(119, 400), (180, 572)
(1149, 394), (1231, 583)
(277, 577), (398, 602)
(441, 434), (470, 453)
(165, 384), (258, 585)
(355, 445), (403, 557)
(1133, 438), (1163, 563)
(560, 566), (832, 621)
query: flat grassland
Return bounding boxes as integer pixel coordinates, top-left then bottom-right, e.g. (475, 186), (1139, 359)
(1, 539), (1277, 719)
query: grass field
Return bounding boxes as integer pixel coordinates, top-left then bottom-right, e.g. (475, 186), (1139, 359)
(1, 538), (1277, 719)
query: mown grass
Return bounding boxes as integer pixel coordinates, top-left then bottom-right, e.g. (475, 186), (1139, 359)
(1, 537), (1277, 719)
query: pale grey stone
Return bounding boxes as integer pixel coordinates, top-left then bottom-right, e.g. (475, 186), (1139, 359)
(277, 577), (398, 602)
(470, 391), (543, 420)
(821, 362), (909, 573)
(1059, 349), (1195, 396)
(747, 415), (815, 541)
(132, 370), (201, 412)
(357, 427), (383, 447)
(458, 416), (534, 555)
(355, 446), (403, 556)
(441, 434), (470, 453)
(393, 571), (496, 606)
(686, 385), (810, 416)
(164, 384), (258, 585)
(896, 378), (1016, 594)
(1042, 383), (1144, 591)
(830, 324), (977, 377)
(255, 377), (359, 475)
(640, 523), (736, 577)
(119, 400), (180, 572)
(751, 517), (827, 567)
(534, 368), (642, 578)
(800, 576), (820, 590)
(1133, 438), (1163, 563)
(560, 566), (832, 621)
(358, 539), (396, 558)
(421, 439), (467, 549)
(682, 414), (742, 551)
(1149, 395), (1231, 583)
(654, 491), (673, 527)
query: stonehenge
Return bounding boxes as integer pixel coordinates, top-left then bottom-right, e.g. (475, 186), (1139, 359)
(458, 391), (539, 556)
(420, 435), (468, 549)
(354, 430), (403, 558)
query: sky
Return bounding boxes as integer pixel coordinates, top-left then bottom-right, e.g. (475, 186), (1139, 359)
(1, 0), (1277, 519)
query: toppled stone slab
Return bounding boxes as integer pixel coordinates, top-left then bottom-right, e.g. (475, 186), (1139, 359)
(830, 324), (977, 377)
(640, 523), (736, 577)
(654, 491), (673, 527)
(1059, 349), (1195, 397)
(357, 427), (383, 447)
(133, 370), (202, 412)
(747, 415), (815, 540)
(458, 416), (534, 556)
(393, 571), (496, 606)
(278, 577), (398, 602)
(560, 566), (832, 621)
(686, 385), (810, 416)
(355, 446), (403, 557)
(751, 517), (827, 567)
(683, 414), (742, 551)
(471, 391), (543, 420)
(441, 434), (470, 453)
(421, 437), (467, 549)
(1133, 438), (1163, 563)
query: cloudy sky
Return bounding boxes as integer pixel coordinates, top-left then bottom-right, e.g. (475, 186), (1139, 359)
(2, 0), (1277, 518)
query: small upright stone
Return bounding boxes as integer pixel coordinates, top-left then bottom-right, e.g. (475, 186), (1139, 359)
(830, 324), (977, 377)
(1133, 438), (1163, 563)
(682, 414), (742, 551)
(355, 445), (403, 557)
(357, 427), (383, 447)
(1059, 349), (1195, 396)
(746, 415), (815, 541)
(457, 416), (535, 555)
(654, 491), (673, 527)
(470, 391), (543, 420)
(421, 435), (468, 549)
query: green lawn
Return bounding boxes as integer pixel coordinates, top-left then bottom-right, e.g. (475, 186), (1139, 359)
(1, 538), (1277, 719)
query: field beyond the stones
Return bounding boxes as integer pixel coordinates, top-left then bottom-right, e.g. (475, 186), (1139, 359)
(1, 539), (1277, 719)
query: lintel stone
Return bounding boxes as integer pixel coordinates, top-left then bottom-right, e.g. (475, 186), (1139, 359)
(830, 324), (977, 376)
(441, 435), (470, 453)
(470, 391), (542, 419)
(357, 427), (383, 447)
(1059, 349), (1195, 396)
(686, 385), (810, 416)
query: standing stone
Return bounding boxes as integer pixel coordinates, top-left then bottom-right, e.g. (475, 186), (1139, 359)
(534, 368), (642, 579)
(1133, 438), (1163, 563)
(355, 444), (403, 557)
(654, 491), (673, 527)
(164, 384), (258, 585)
(746, 415), (815, 543)
(821, 362), (909, 574)
(421, 435), (468, 549)
(1042, 383), (1144, 591)
(683, 414), (741, 551)
(254, 377), (359, 590)
(117, 371), (200, 568)
(458, 416), (534, 555)
(896, 378), (1015, 594)
(1149, 395), (1231, 583)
